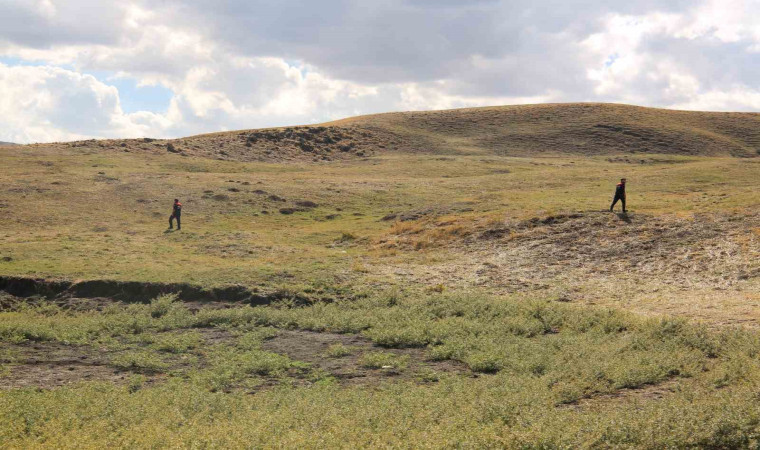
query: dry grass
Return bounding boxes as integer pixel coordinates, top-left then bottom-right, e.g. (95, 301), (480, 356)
(327, 103), (760, 158)
(23, 103), (760, 164)
(1, 141), (758, 324)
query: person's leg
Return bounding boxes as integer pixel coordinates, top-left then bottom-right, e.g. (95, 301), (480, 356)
(621, 197), (627, 213)
(610, 196), (619, 211)
(169, 214), (174, 229)
(176, 214), (181, 230)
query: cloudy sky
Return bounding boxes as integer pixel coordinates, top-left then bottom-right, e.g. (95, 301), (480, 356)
(1, 0), (758, 143)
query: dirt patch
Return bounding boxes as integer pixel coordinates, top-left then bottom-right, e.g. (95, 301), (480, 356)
(1, 362), (127, 390)
(0, 276), (317, 306)
(606, 156), (689, 164)
(0, 341), (140, 389)
(262, 329), (467, 385)
(0, 328), (237, 389)
(0, 327), (467, 390)
(372, 211), (760, 326)
(382, 211), (759, 291)
(0, 292), (120, 312)
(381, 203), (477, 222)
(474, 211), (759, 289)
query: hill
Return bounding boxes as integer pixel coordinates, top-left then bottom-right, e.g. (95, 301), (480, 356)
(0, 141), (18, 146)
(24, 103), (760, 162)
(329, 103), (760, 158)
(1, 102), (760, 447)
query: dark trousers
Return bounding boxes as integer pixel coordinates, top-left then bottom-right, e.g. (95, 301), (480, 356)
(169, 213), (181, 229)
(610, 194), (626, 212)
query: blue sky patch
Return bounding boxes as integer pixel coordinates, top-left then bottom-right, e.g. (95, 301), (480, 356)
(1, 58), (173, 114)
(108, 77), (174, 114)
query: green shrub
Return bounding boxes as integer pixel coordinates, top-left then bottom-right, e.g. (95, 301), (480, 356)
(149, 294), (178, 318)
(465, 352), (502, 373)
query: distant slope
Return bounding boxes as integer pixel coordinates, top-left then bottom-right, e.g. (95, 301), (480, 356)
(327, 103), (760, 158)
(0, 141), (18, 146)
(30, 103), (760, 161)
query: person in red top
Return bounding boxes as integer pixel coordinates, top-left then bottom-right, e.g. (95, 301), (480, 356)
(610, 178), (627, 213)
(169, 199), (182, 230)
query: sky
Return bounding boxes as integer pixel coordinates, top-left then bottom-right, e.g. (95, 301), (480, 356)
(0, 0), (758, 143)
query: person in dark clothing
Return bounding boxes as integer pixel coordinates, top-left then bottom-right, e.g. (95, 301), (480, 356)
(169, 199), (182, 230)
(610, 178), (627, 213)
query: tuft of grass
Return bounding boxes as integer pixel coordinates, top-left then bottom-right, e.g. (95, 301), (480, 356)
(149, 331), (202, 353)
(358, 351), (409, 370)
(127, 375), (146, 393)
(110, 350), (169, 373)
(324, 343), (354, 358)
(150, 294), (178, 318)
(465, 352), (502, 373)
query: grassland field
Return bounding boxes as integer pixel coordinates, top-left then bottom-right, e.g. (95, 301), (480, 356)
(1, 103), (759, 448)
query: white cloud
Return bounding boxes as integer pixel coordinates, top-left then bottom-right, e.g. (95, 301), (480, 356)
(582, 2), (760, 108)
(0, 63), (168, 142)
(0, 0), (758, 142)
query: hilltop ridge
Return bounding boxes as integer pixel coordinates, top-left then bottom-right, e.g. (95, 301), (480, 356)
(22, 103), (760, 161)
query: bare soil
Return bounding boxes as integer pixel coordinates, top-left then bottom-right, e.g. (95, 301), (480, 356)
(383, 211), (759, 291)
(375, 211), (760, 325)
(471, 211), (760, 290)
(0, 342), (127, 389)
(0, 316), (467, 390)
(261, 329), (467, 386)
(0, 276), (316, 307)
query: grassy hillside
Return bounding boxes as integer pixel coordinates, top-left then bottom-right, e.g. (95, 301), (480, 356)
(26, 103), (760, 162)
(330, 103), (760, 158)
(1, 103), (760, 447)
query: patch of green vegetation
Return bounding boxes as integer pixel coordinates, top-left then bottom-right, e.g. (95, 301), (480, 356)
(188, 343), (304, 393)
(3, 292), (759, 407)
(1, 284), (760, 445)
(325, 343), (354, 358)
(126, 374), (146, 394)
(235, 328), (278, 350)
(3, 371), (760, 448)
(110, 350), (169, 373)
(149, 331), (203, 354)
